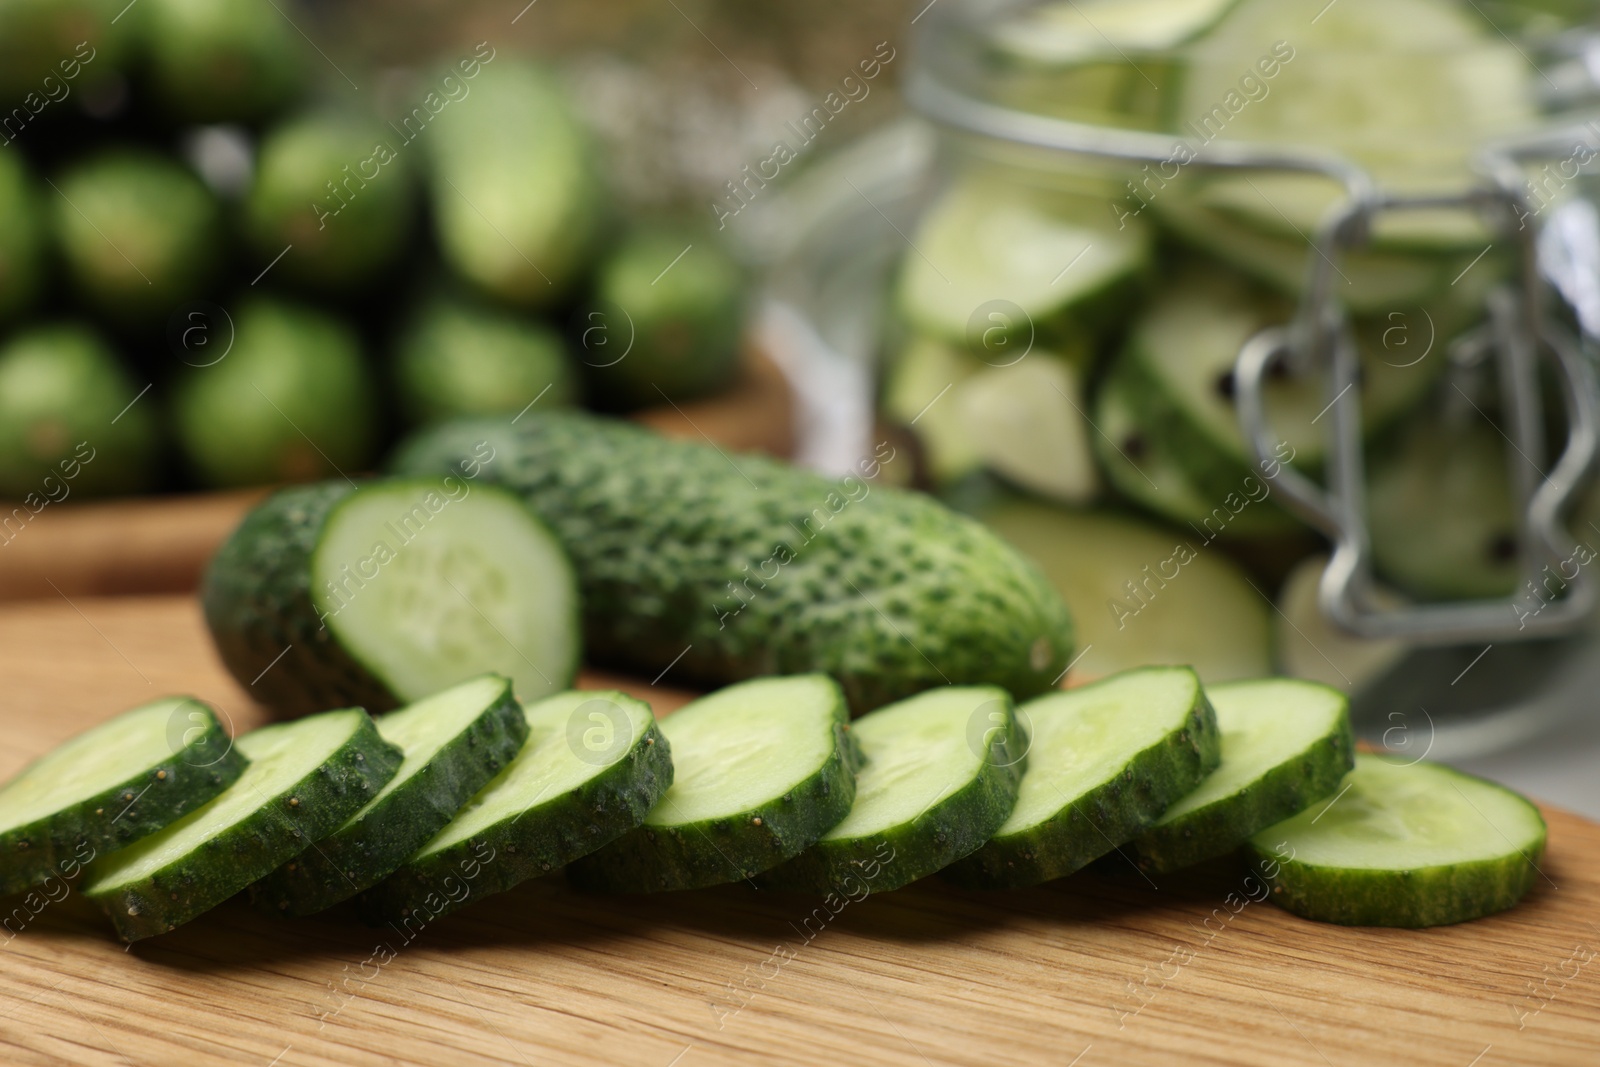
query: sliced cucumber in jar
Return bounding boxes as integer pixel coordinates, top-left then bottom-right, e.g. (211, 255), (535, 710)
(250, 675), (529, 917)
(83, 709), (402, 941)
(0, 697), (247, 896)
(989, 0), (1242, 67)
(955, 354), (1099, 506)
(568, 675), (857, 892)
(881, 335), (984, 486)
(1274, 555), (1408, 694)
(365, 690), (670, 924)
(1249, 754), (1546, 927)
(761, 687), (1025, 896)
(945, 666), (1219, 889)
(203, 478), (581, 717)
(1132, 678), (1353, 873)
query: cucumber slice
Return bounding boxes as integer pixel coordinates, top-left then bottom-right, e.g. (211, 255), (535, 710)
(1249, 755), (1546, 927)
(975, 498), (1271, 683)
(249, 675), (528, 916)
(956, 355), (1099, 506)
(1275, 555), (1408, 694)
(83, 709), (402, 941)
(567, 675), (856, 892)
(882, 336), (984, 486)
(990, 0), (1241, 66)
(944, 667), (1219, 889)
(364, 690), (670, 923)
(1132, 678), (1353, 873)
(759, 687), (1025, 895)
(897, 178), (1149, 351)
(0, 697), (246, 896)
(203, 478), (581, 717)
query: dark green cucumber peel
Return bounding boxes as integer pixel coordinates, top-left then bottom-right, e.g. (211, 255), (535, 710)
(1132, 678), (1354, 874)
(249, 675), (529, 916)
(0, 697), (247, 895)
(944, 667), (1221, 890)
(391, 412), (1075, 713)
(567, 675), (859, 892)
(363, 690), (672, 925)
(1248, 755), (1547, 928)
(83, 709), (402, 941)
(758, 687), (1026, 895)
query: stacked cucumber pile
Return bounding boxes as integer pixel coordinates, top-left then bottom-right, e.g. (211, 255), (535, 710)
(0, 0), (746, 502)
(0, 667), (1545, 943)
(883, 0), (1573, 687)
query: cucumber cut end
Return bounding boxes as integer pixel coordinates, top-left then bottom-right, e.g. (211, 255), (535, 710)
(311, 479), (580, 705)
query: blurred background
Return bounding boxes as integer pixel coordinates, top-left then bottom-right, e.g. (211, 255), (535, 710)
(5, 0), (1600, 814)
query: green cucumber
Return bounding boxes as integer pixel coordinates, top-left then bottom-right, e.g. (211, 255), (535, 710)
(583, 226), (745, 410)
(249, 674), (528, 916)
(51, 150), (221, 321)
(955, 354), (1099, 506)
(245, 111), (416, 289)
(426, 59), (603, 307)
(944, 667), (1218, 889)
(881, 335), (984, 486)
(989, 0), (1241, 66)
(395, 295), (576, 428)
(0, 697), (246, 896)
(0, 151), (43, 321)
(897, 177), (1149, 353)
(83, 708), (401, 941)
(171, 299), (377, 488)
(391, 412), (1075, 714)
(203, 478), (581, 717)
(972, 498), (1271, 683)
(138, 0), (307, 122)
(1249, 754), (1546, 927)
(760, 686), (1025, 895)
(364, 689), (671, 924)
(1274, 554), (1407, 694)
(0, 325), (158, 499)
(1132, 678), (1353, 873)
(567, 675), (856, 892)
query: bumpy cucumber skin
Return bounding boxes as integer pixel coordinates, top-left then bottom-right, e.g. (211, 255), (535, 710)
(943, 679), (1222, 889)
(201, 481), (401, 717)
(758, 706), (1027, 895)
(248, 685), (529, 916)
(1132, 701), (1354, 874)
(362, 713), (674, 924)
(1248, 830), (1546, 929)
(0, 705), (247, 895)
(391, 413), (1075, 713)
(84, 713), (403, 941)
(566, 710), (860, 892)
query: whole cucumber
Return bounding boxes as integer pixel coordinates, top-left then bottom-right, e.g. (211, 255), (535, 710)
(391, 412), (1075, 712)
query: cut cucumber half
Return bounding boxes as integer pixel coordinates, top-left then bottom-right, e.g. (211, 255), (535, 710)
(203, 478), (581, 717)
(990, 0), (1241, 66)
(897, 177), (1149, 351)
(944, 667), (1219, 889)
(568, 675), (857, 892)
(974, 499), (1271, 684)
(0, 697), (247, 896)
(759, 686), (1025, 895)
(83, 709), (402, 941)
(955, 355), (1099, 506)
(364, 690), (671, 924)
(1249, 754), (1546, 927)
(250, 674), (529, 916)
(1132, 678), (1353, 873)
(1275, 555), (1408, 694)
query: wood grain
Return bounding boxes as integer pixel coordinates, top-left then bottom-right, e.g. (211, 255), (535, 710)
(1, 596), (1597, 1067)
(0, 347), (792, 604)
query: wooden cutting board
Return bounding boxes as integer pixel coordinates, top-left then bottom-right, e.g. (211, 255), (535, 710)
(1, 596), (1597, 1067)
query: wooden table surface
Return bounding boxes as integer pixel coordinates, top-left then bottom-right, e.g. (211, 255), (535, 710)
(1, 596), (1597, 1067)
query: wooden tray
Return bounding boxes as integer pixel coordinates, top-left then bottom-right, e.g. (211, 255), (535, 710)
(0, 348), (793, 603)
(1, 596), (1597, 1066)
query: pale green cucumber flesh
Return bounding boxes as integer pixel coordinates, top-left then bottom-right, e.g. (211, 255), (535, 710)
(0, 697), (247, 895)
(567, 675), (857, 892)
(1132, 678), (1353, 873)
(250, 674), (529, 916)
(990, 0), (1241, 66)
(759, 686), (1025, 895)
(945, 666), (1219, 888)
(1274, 554), (1408, 694)
(363, 690), (671, 924)
(1249, 755), (1546, 927)
(82, 709), (402, 941)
